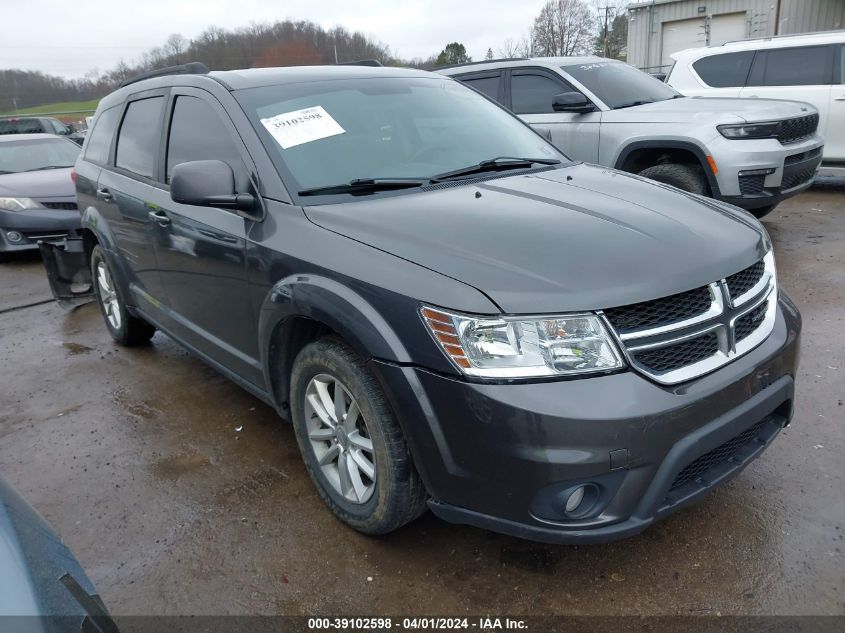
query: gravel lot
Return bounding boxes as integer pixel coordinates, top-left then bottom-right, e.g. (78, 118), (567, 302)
(1, 180), (843, 617)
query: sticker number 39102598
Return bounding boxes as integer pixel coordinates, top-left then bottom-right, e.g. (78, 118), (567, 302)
(260, 106), (346, 149)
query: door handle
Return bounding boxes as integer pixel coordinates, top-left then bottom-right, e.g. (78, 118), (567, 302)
(147, 210), (171, 227)
(96, 187), (113, 202)
(835, 95), (845, 101)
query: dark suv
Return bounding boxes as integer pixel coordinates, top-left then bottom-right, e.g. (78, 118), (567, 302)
(42, 62), (801, 543)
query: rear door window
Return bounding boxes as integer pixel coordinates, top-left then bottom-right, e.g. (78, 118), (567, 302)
(84, 106), (121, 164)
(692, 51), (754, 87)
(0, 119), (44, 134)
(115, 96), (165, 179)
(458, 74), (501, 102)
(747, 45), (834, 87)
(510, 72), (574, 114)
(166, 95), (244, 183)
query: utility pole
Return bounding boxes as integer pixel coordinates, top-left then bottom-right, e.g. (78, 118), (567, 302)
(598, 6), (616, 58)
(773, 0), (782, 35)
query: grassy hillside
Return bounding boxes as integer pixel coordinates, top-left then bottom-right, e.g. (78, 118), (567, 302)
(1, 98), (100, 117)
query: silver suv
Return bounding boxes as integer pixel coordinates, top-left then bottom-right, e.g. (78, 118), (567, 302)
(439, 57), (824, 218)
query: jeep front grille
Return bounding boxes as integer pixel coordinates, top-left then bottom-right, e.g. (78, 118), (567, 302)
(602, 253), (777, 385)
(777, 113), (819, 145)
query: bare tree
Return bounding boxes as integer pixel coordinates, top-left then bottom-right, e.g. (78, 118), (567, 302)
(532, 0), (595, 57)
(164, 33), (188, 64)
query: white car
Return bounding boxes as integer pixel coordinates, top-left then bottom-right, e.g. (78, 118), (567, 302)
(440, 57), (824, 218)
(666, 31), (844, 175)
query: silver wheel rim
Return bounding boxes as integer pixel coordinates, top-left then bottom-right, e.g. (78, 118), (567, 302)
(304, 373), (376, 504)
(96, 260), (122, 330)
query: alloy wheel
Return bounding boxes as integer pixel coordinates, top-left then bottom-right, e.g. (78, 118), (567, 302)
(96, 260), (122, 330)
(304, 373), (376, 504)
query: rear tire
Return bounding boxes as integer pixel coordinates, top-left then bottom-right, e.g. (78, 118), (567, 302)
(290, 338), (428, 535)
(91, 245), (155, 346)
(638, 163), (709, 196)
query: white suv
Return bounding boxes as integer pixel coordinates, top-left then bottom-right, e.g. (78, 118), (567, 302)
(666, 31), (844, 175)
(440, 57), (824, 218)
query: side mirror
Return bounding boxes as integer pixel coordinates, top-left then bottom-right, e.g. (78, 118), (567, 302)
(170, 160), (255, 212)
(552, 92), (594, 113)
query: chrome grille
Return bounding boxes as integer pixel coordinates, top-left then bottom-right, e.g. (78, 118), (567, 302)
(635, 332), (719, 373)
(726, 260), (764, 299)
(604, 253), (777, 384)
(604, 286), (711, 333)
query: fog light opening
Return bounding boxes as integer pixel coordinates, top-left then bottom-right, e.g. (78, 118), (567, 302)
(6, 231), (23, 243)
(565, 486), (585, 513)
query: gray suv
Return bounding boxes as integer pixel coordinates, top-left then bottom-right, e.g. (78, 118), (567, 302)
(439, 57), (824, 218)
(42, 62), (800, 543)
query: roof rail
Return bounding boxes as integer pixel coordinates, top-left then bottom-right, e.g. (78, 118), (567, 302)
(119, 62), (210, 88)
(435, 57), (528, 70)
(721, 28), (845, 46)
(337, 59), (383, 67)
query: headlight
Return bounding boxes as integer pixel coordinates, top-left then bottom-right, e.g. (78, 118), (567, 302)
(717, 122), (781, 140)
(421, 306), (625, 379)
(0, 197), (42, 212)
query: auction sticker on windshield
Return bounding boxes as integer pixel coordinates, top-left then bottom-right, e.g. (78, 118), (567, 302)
(260, 106), (345, 149)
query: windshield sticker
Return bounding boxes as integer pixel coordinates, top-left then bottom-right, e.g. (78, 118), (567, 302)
(260, 106), (345, 149)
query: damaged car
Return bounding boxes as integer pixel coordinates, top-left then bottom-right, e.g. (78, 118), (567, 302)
(0, 134), (81, 258)
(41, 62), (801, 543)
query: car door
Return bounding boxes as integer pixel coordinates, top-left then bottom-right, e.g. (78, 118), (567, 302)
(506, 68), (601, 163)
(99, 92), (169, 313)
(145, 88), (262, 385)
(740, 45), (835, 155)
(828, 44), (845, 161)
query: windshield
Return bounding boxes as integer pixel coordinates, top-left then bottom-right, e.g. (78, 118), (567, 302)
(0, 137), (80, 173)
(562, 61), (680, 109)
(236, 76), (567, 195)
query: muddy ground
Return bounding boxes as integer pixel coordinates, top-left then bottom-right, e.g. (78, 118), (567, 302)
(1, 181), (843, 617)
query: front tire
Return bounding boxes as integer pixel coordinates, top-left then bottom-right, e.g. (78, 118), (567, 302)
(91, 245), (155, 346)
(638, 163), (709, 196)
(290, 338), (428, 535)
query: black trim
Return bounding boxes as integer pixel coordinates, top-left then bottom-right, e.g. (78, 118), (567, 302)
(119, 61), (209, 88)
(614, 140), (721, 197)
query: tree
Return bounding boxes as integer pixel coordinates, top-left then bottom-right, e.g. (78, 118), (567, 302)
(532, 0), (595, 57)
(435, 42), (471, 66)
(594, 11), (627, 59)
(485, 48), (494, 60)
(164, 33), (188, 64)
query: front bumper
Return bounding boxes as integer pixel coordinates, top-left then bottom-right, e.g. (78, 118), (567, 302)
(709, 135), (824, 210)
(0, 208), (81, 252)
(370, 292), (801, 544)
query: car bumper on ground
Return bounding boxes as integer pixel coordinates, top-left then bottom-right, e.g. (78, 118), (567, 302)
(370, 292), (801, 544)
(710, 135), (824, 209)
(0, 207), (81, 252)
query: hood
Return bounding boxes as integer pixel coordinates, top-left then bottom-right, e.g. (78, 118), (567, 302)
(0, 168), (75, 200)
(304, 164), (767, 314)
(605, 96), (817, 124)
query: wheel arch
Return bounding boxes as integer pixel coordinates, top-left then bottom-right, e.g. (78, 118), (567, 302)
(614, 140), (721, 197)
(259, 274), (413, 415)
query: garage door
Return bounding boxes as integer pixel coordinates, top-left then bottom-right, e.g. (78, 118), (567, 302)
(661, 17), (706, 67)
(710, 12), (748, 46)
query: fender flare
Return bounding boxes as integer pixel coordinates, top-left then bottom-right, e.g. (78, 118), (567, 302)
(257, 273), (412, 409)
(613, 139), (722, 197)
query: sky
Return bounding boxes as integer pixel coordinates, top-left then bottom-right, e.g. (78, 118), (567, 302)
(1, 0), (552, 78)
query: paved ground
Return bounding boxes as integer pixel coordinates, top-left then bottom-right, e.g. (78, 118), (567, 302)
(1, 182), (843, 617)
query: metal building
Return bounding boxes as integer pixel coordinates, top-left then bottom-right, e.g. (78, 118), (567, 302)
(627, 0), (845, 73)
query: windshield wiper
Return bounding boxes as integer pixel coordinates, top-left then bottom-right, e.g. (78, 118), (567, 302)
(21, 165), (74, 172)
(614, 100), (654, 109)
(298, 178), (427, 197)
(431, 156), (561, 182)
